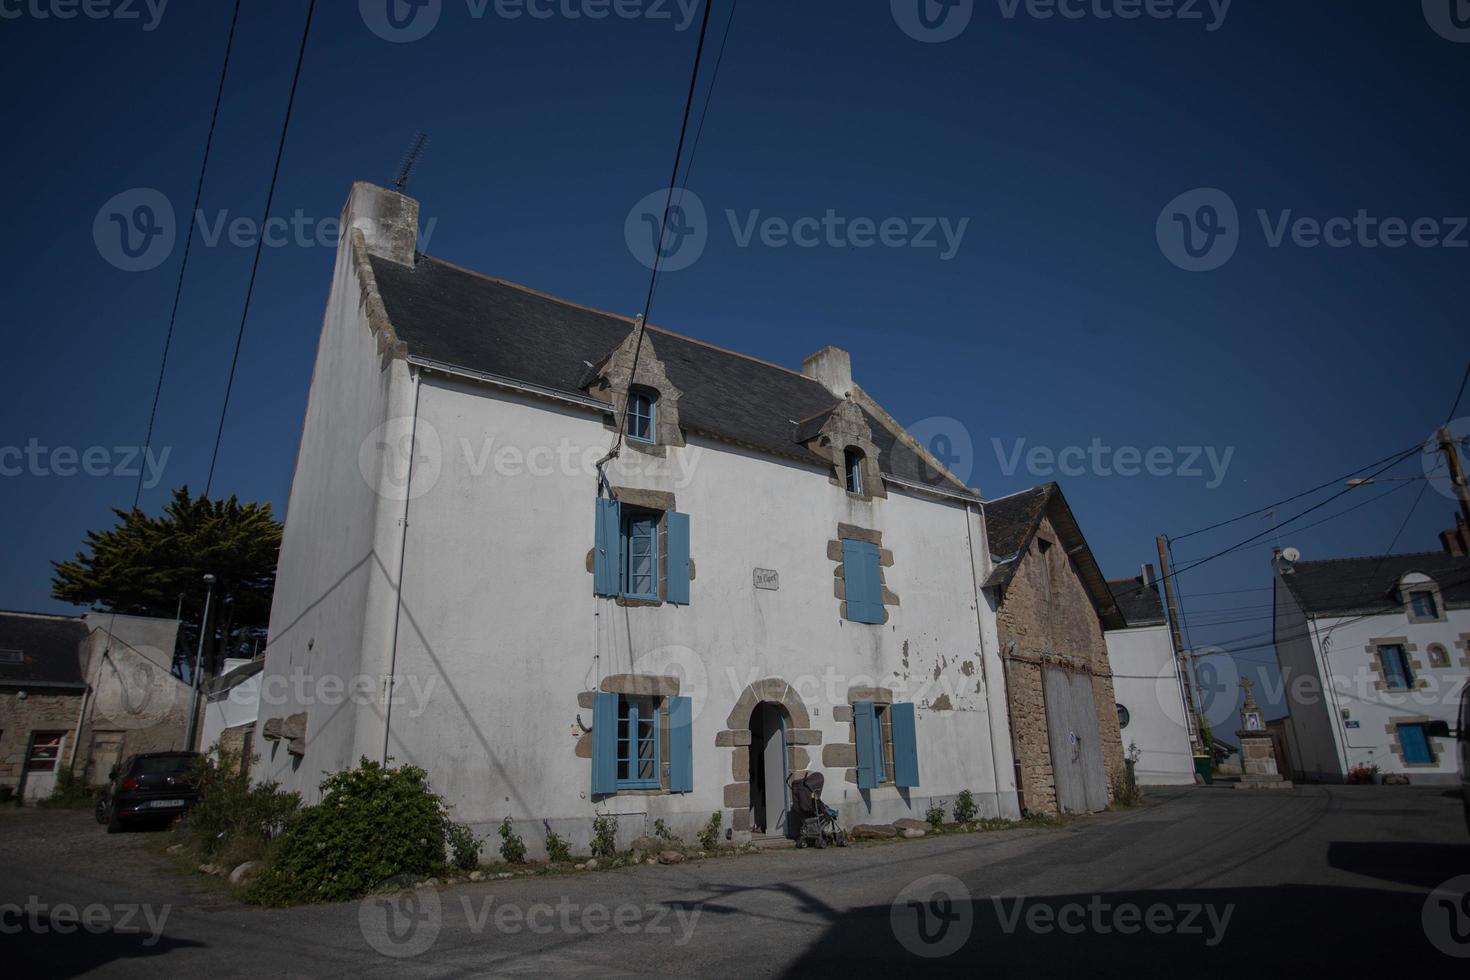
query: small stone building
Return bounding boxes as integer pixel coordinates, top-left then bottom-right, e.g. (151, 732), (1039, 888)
(0, 610), (188, 801)
(983, 484), (1127, 815)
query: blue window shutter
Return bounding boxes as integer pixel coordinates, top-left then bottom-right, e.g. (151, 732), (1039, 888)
(891, 702), (919, 787)
(592, 691), (618, 795)
(1399, 723), (1433, 764)
(669, 696), (693, 792)
(842, 539), (884, 624)
(593, 498), (621, 596)
(667, 512), (691, 605)
(853, 701), (879, 789)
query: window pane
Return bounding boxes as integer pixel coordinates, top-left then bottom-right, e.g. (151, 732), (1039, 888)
(1411, 592), (1437, 618)
(1381, 645), (1411, 689)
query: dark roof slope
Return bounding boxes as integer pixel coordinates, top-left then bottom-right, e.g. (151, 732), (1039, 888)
(980, 484), (1126, 630)
(1280, 551), (1470, 616)
(982, 486), (1050, 563)
(369, 254), (945, 483)
(0, 612), (87, 688)
(1107, 577), (1167, 627)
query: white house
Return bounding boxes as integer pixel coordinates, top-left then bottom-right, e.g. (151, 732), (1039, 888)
(250, 182), (1020, 852)
(199, 656), (263, 760)
(1271, 536), (1470, 784)
(1104, 566), (1197, 786)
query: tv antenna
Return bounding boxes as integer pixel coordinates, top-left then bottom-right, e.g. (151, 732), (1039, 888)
(393, 132), (430, 193)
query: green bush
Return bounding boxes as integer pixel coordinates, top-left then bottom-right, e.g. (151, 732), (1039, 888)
(653, 818), (677, 842)
(924, 801), (946, 831)
(544, 824), (573, 863)
(696, 811), (721, 851)
(248, 758), (447, 906)
(177, 748), (301, 865)
(496, 816), (525, 865)
(444, 820), (483, 871)
(590, 812), (618, 858)
(952, 789), (978, 824)
(42, 768), (99, 810)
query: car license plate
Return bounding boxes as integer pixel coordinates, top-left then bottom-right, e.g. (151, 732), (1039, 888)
(148, 799), (186, 808)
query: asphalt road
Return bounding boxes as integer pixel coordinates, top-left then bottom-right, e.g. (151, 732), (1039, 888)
(3, 784), (1468, 978)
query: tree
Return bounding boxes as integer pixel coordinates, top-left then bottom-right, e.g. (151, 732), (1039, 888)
(52, 487), (282, 679)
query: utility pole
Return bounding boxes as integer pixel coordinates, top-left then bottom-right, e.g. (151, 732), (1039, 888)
(1438, 424), (1470, 534)
(1157, 535), (1204, 753)
(182, 573), (217, 752)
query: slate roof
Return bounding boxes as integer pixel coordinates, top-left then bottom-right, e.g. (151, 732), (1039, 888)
(0, 612), (88, 689)
(1279, 551), (1470, 616)
(369, 254), (962, 490)
(980, 484), (1126, 630)
(1107, 577), (1167, 627)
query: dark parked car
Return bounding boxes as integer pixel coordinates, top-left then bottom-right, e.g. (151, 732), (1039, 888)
(95, 752), (202, 833)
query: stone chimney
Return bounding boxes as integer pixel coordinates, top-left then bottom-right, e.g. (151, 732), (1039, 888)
(1441, 513), (1470, 557)
(802, 346), (853, 398)
(342, 181), (419, 266)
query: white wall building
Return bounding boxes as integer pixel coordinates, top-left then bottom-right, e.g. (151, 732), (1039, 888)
(251, 183), (1020, 852)
(1272, 544), (1470, 784)
(199, 657), (263, 757)
(1104, 567), (1197, 786)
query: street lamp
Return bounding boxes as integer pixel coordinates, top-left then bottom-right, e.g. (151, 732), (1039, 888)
(182, 573), (217, 752)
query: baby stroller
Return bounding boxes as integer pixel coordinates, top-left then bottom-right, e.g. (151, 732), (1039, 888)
(789, 772), (848, 849)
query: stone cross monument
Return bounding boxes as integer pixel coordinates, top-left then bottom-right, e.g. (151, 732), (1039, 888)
(1235, 677), (1292, 790)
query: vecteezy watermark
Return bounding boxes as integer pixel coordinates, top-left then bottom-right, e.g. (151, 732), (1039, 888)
(358, 879), (702, 959)
(624, 188), (969, 271)
(359, 0), (706, 43)
(1156, 187), (1239, 273)
(891, 0), (975, 43)
(993, 437), (1234, 489)
(892, 874), (974, 958)
(0, 440), (171, 488)
(1423, 875), (1470, 958)
(1423, 0), (1470, 43)
(1164, 647), (1239, 729)
(93, 187), (440, 273)
(357, 417), (705, 501)
(0, 897), (172, 946)
(907, 416), (976, 486)
(0, 0), (169, 30)
(624, 188), (709, 272)
(1158, 187), (1470, 272)
(990, 895), (1235, 946)
(891, 0), (1230, 43)
(254, 668), (439, 718)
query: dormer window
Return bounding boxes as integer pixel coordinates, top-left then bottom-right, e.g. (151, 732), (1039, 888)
(628, 388), (657, 444)
(1409, 591), (1438, 620)
(844, 447), (865, 495)
(1399, 572), (1445, 623)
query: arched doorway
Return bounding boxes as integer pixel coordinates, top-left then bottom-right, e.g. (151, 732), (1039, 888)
(749, 702), (790, 835)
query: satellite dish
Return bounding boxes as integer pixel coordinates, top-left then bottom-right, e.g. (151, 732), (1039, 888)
(1282, 547), (1301, 562)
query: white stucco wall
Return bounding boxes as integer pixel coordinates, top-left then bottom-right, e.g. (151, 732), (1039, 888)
(1297, 606), (1468, 783)
(200, 664), (261, 753)
(1105, 624), (1195, 785)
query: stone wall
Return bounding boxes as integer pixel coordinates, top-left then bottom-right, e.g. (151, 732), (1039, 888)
(0, 690), (84, 793)
(995, 515), (1125, 813)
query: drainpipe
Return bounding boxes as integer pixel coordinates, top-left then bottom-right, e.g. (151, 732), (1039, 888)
(383, 368), (423, 764)
(964, 501), (1015, 817)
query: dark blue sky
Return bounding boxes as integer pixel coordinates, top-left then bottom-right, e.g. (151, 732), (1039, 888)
(2, 1), (1467, 716)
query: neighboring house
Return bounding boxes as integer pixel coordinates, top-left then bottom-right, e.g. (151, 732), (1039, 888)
(1105, 566), (1197, 786)
(251, 182), (1020, 852)
(982, 483), (1128, 814)
(1271, 535), (1470, 783)
(199, 656), (263, 762)
(0, 610), (187, 800)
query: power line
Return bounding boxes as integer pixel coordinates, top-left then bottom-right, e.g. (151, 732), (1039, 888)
(1169, 442), (1421, 544)
(204, 0), (318, 497)
(128, 0), (242, 513)
(600, 0), (723, 480)
(1446, 359), (1470, 423)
